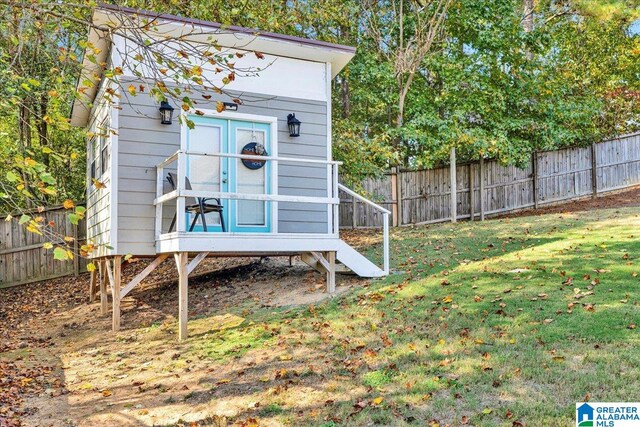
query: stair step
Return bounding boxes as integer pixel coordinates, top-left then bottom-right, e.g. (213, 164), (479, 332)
(336, 240), (386, 278)
(299, 241), (386, 279)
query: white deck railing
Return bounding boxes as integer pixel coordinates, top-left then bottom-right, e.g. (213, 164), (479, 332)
(338, 184), (390, 275)
(154, 150), (342, 237)
(154, 150), (389, 275)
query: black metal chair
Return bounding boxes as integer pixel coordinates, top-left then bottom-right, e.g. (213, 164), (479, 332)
(167, 172), (226, 232)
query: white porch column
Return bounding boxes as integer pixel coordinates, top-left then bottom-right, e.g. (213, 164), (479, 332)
(175, 252), (189, 340)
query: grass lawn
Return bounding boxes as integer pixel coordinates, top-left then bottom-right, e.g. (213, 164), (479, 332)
(183, 207), (639, 426)
(3, 206), (639, 426)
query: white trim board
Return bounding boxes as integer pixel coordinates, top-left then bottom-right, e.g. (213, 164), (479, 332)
(156, 232), (341, 253)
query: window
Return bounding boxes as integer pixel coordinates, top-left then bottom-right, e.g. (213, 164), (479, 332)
(100, 139), (110, 175)
(89, 136), (99, 183)
(88, 118), (111, 192)
(98, 119), (110, 176)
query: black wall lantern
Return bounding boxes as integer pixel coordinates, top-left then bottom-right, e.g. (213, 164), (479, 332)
(287, 113), (301, 137)
(159, 100), (175, 125)
(223, 102), (238, 111)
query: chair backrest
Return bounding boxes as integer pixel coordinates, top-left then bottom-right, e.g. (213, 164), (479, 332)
(167, 172), (197, 206)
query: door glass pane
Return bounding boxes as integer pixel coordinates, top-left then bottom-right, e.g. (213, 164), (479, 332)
(236, 128), (266, 226)
(188, 125), (222, 227)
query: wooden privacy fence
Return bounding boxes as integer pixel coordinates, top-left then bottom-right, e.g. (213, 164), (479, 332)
(0, 205), (88, 288)
(340, 132), (640, 227)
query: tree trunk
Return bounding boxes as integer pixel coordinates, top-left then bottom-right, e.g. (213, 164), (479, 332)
(38, 93), (50, 166)
(523, 0), (534, 33)
(18, 101), (32, 149)
(341, 77), (351, 118)
(17, 99), (34, 207)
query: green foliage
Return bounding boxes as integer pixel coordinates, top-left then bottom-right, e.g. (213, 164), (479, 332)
(331, 0), (640, 172)
(0, 1), (87, 211)
(0, 0), (638, 226)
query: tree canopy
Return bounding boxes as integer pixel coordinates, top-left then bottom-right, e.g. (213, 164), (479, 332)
(0, 0), (638, 203)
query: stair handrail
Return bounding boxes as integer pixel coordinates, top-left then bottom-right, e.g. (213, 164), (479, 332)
(337, 183), (390, 275)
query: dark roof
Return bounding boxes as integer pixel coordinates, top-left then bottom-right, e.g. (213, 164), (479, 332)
(97, 3), (356, 54)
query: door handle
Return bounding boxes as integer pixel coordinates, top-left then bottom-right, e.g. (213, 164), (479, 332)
(222, 179), (228, 184)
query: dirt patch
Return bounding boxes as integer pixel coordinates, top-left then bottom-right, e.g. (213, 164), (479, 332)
(499, 185), (640, 218)
(0, 255), (365, 427)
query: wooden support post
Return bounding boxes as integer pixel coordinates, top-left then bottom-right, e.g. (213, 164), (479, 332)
(325, 251), (336, 294)
(450, 148), (457, 223)
(591, 142), (598, 197)
(532, 152), (539, 209)
(479, 157), (485, 221)
(187, 252), (208, 275)
(469, 163), (475, 221)
(112, 256), (122, 332)
(99, 260), (108, 315)
(88, 265), (98, 303)
(175, 252), (189, 341)
(390, 167), (399, 227)
(120, 254), (169, 299)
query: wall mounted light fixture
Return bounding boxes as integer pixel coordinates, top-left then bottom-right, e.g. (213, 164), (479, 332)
(287, 113), (301, 137)
(159, 100), (175, 125)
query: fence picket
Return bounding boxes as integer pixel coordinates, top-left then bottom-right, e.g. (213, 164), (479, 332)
(0, 205), (88, 288)
(340, 133), (640, 228)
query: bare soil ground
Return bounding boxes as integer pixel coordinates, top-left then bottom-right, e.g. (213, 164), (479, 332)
(499, 186), (640, 218)
(0, 255), (364, 427)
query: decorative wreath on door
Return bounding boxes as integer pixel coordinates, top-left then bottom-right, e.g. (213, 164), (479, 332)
(241, 142), (268, 170)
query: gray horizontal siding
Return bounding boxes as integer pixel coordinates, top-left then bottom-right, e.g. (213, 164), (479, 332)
(116, 82), (329, 255)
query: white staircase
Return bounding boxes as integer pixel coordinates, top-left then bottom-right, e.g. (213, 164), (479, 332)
(301, 240), (386, 278)
(301, 183), (390, 280)
(335, 240), (386, 277)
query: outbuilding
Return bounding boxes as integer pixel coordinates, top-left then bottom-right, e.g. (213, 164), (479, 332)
(71, 4), (390, 339)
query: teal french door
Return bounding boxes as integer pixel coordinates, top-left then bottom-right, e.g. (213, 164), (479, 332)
(185, 115), (272, 233)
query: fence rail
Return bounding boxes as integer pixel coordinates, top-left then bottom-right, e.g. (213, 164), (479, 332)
(340, 132), (640, 228)
(0, 205), (88, 288)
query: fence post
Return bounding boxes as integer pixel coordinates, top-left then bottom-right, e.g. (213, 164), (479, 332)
(532, 152), (539, 209)
(351, 196), (357, 229)
(390, 168), (399, 227)
(591, 142), (598, 197)
(395, 167), (403, 226)
(72, 223), (80, 276)
(479, 157), (485, 221)
(450, 147), (457, 223)
(469, 162), (475, 221)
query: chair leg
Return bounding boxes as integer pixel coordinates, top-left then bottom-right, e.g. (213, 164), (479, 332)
(201, 210), (208, 232)
(219, 210), (226, 232)
(189, 213), (199, 232)
(169, 213), (176, 232)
